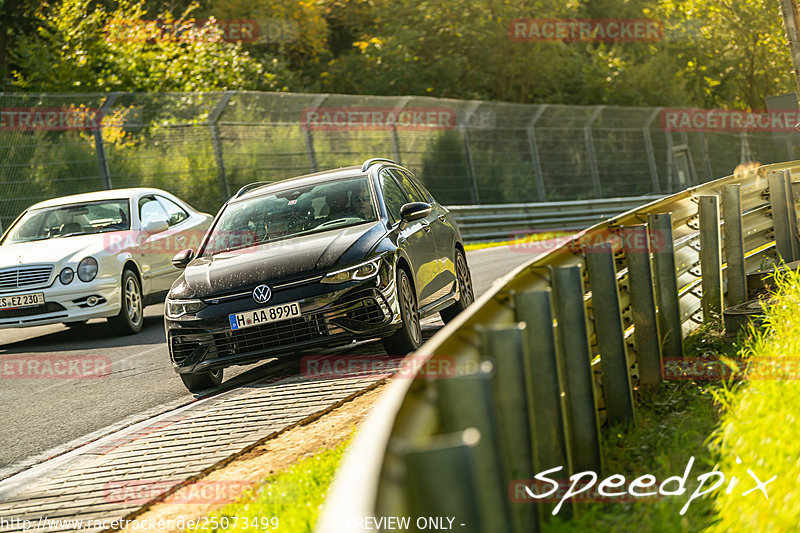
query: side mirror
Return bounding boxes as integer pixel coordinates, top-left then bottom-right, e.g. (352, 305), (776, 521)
(143, 218), (169, 235)
(399, 202), (432, 224)
(171, 248), (195, 269)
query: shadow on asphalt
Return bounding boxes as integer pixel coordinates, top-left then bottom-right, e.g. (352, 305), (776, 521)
(0, 315), (165, 353)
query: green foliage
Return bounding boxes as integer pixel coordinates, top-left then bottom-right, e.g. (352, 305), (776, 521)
(192, 438), (351, 532)
(9, 0), (288, 92)
(3, 0), (797, 110)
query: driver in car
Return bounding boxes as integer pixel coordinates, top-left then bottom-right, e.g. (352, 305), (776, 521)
(321, 182), (372, 222)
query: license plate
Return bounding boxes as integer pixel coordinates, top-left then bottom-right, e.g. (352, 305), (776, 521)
(0, 292), (45, 310)
(229, 302), (301, 331)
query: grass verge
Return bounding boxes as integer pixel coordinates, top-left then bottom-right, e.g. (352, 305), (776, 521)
(463, 231), (570, 252)
(190, 437), (350, 532)
(703, 267), (800, 532)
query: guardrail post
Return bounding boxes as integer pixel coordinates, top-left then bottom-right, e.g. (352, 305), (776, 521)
(550, 265), (603, 476)
(583, 241), (635, 425)
(403, 429), (483, 531)
(479, 325), (540, 532)
(648, 213), (684, 358)
(782, 169), (800, 260)
(436, 369), (512, 532)
(622, 225), (663, 387)
(771, 170), (794, 259)
(722, 184), (748, 306)
(513, 289), (571, 519)
(699, 196), (723, 321)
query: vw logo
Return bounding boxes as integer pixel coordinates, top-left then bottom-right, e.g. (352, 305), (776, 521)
(253, 284), (272, 304)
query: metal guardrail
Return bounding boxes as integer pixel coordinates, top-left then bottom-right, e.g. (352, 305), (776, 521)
(448, 195), (665, 242)
(317, 160), (800, 533)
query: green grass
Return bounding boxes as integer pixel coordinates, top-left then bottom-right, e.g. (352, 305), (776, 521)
(704, 267), (800, 532)
(463, 231), (570, 251)
(189, 438), (350, 532)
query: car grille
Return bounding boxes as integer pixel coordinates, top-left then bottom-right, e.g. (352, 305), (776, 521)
(0, 302), (66, 319)
(169, 293), (389, 367)
(0, 265), (54, 291)
(212, 315), (329, 358)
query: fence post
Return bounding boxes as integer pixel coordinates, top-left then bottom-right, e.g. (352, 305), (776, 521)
(513, 289), (571, 518)
(583, 240), (636, 425)
(302, 94), (328, 174)
(622, 225), (663, 387)
(722, 184), (748, 306)
(436, 369), (512, 532)
(697, 131), (713, 181)
(208, 91), (234, 200)
(479, 324), (540, 532)
(584, 107), (604, 198)
(699, 196), (723, 321)
(94, 92), (120, 190)
(648, 213), (684, 358)
(390, 96), (411, 166)
(643, 108), (661, 194)
(403, 429), (483, 531)
(550, 265), (603, 476)
(527, 105), (548, 202)
(462, 102), (481, 205)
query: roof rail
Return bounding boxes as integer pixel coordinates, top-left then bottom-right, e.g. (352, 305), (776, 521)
(233, 181), (272, 199)
(361, 158), (397, 172)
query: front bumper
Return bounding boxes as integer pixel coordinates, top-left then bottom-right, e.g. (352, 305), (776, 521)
(0, 276), (121, 329)
(166, 270), (402, 374)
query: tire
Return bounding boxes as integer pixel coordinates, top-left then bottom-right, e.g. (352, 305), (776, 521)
(440, 249), (474, 324)
(107, 269), (144, 335)
(180, 368), (223, 393)
(382, 267), (422, 355)
(63, 320), (88, 328)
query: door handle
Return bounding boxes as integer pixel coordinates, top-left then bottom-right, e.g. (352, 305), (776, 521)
(422, 222), (431, 233)
(438, 214), (446, 222)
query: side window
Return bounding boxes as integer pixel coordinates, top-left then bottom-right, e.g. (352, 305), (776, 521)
(392, 169), (431, 203)
(139, 196), (169, 227)
(390, 170), (425, 203)
(156, 196), (190, 226)
(379, 170), (409, 225)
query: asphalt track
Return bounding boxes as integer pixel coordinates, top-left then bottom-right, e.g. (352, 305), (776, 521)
(0, 245), (535, 477)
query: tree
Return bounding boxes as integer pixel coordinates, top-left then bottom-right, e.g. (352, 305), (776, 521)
(9, 0), (290, 92)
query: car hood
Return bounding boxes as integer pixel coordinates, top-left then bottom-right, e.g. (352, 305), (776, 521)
(177, 222), (386, 299)
(0, 234), (111, 269)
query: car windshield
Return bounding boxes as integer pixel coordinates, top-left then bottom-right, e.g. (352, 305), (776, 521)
(202, 176), (377, 256)
(1, 200), (131, 245)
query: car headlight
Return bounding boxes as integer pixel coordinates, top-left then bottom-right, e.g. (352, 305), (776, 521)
(321, 257), (381, 284)
(77, 257), (98, 282)
(59, 267), (74, 285)
(165, 298), (207, 319)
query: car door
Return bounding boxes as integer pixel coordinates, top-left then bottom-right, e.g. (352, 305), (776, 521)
(391, 169), (457, 295)
(378, 169), (441, 308)
(137, 195), (174, 294)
